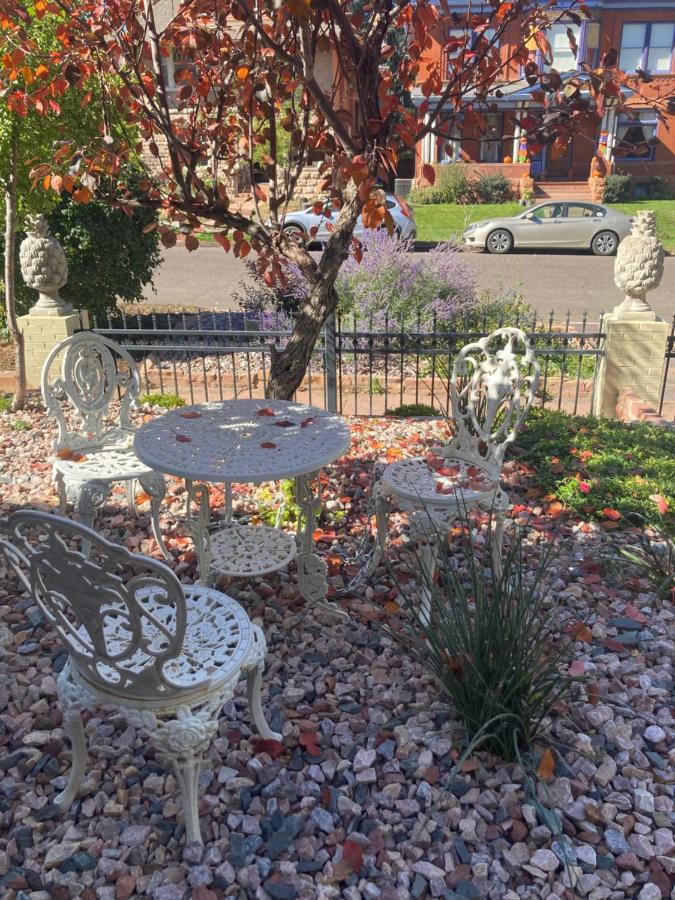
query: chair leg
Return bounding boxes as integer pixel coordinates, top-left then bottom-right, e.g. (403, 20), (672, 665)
(245, 625), (281, 741)
(125, 479), (139, 518)
(54, 469), (68, 514)
(151, 707), (221, 846)
(73, 481), (109, 556)
(247, 663), (282, 741)
(139, 472), (170, 560)
(418, 538), (437, 628)
(491, 488), (509, 579)
(365, 481), (389, 576)
(54, 667), (90, 811)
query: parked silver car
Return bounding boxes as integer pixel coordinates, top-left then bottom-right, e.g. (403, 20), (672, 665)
(463, 201), (633, 256)
(278, 193), (417, 244)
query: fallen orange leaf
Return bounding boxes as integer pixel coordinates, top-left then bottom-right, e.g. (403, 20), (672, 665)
(537, 747), (555, 781)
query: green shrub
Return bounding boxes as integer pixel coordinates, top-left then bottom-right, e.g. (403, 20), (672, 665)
(603, 173), (632, 203)
(646, 176), (672, 201)
(472, 172), (513, 204)
(409, 164), (472, 206)
(0, 395), (11, 413)
(514, 408), (675, 522)
(386, 403), (442, 417)
(390, 519), (581, 760)
(139, 393), (186, 409)
(2, 186), (161, 323)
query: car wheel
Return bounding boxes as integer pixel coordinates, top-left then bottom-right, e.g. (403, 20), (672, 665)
(486, 229), (513, 254)
(591, 231), (619, 256)
(283, 224), (306, 245)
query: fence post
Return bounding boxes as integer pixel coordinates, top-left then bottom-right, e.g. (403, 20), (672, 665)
(324, 312), (338, 412)
(592, 211), (669, 418)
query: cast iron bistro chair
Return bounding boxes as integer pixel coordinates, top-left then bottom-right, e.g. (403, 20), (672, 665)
(41, 331), (169, 557)
(1, 510), (280, 845)
(368, 328), (540, 620)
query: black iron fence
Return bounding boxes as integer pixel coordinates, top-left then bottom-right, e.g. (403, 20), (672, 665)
(658, 315), (675, 417)
(84, 307), (605, 417)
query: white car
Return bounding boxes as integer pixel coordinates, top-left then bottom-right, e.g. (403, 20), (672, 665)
(463, 201), (633, 255)
(278, 193), (417, 244)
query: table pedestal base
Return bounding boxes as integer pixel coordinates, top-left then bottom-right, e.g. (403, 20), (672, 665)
(184, 476), (349, 621)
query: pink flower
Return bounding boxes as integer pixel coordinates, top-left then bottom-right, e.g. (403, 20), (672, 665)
(650, 494), (669, 515)
(579, 481), (591, 495)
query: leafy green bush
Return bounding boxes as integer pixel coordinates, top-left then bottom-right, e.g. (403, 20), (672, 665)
(3, 190), (161, 322)
(409, 164), (472, 206)
(603, 173), (632, 203)
(390, 520), (581, 760)
(0, 395), (11, 413)
(386, 403), (442, 417)
(139, 393), (186, 409)
(646, 176), (672, 201)
(472, 172), (513, 204)
(514, 408), (675, 522)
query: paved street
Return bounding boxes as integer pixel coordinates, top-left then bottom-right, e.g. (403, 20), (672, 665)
(144, 244), (674, 322)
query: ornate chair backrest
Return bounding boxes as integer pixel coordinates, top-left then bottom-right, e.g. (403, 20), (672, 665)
(41, 332), (141, 451)
(0, 511), (194, 702)
(449, 328), (540, 473)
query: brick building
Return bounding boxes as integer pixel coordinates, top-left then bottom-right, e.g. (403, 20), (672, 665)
(413, 0), (675, 198)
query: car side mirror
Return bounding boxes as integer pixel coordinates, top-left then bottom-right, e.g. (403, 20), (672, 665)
(524, 212), (536, 220)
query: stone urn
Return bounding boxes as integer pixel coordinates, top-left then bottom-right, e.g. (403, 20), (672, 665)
(613, 210), (664, 314)
(19, 215), (72, 316)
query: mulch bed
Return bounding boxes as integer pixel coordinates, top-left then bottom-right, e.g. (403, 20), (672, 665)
(0, 404), (672, 899)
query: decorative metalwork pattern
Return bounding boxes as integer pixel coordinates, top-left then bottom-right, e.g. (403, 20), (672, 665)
(209, 524), (297, 578)
(381, 456), (496, 508)
(133, 398), (351, 483)
(450, 328), (540, 471)
(1, 510), (278, 846)
(41, 333), (168, 557)
(372, 329), (539, 608)
(3, 511), (188, 700)
(42, 331), (141, 448)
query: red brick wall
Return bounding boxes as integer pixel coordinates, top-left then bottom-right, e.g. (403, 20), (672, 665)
(616, 389), (672, 426)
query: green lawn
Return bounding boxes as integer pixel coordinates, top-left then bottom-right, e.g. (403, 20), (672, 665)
(414, 199), (675, 250)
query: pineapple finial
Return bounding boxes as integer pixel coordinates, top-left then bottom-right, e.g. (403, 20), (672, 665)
(613, 209), (664, 314)
(19, 213), (72, 316)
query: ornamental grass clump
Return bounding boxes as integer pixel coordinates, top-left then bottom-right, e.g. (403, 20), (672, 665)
(392, 520), (579, 760)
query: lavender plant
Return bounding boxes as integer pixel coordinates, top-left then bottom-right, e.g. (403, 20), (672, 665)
(234, 230), (477, 331)
(335, 229), (476, 328)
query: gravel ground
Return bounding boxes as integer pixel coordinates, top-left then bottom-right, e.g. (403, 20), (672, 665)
(0, 406), (673, 900)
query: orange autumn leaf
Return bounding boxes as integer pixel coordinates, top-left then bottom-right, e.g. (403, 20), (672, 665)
(72, 186), (92, 203)
(135, 492), (151, 504)
(57, 448), (75, 460)
(537, 748), (555, 781)
(586, 683), (601, 706)
(384, 600), (400, 616)
(260, 441), (277, 449)
(573, 623), (593, 643)
(602, 507), (621, 521)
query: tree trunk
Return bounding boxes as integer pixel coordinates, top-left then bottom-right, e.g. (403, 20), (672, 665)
(266, 182), (361, 401)
(3, 123), (27, 412)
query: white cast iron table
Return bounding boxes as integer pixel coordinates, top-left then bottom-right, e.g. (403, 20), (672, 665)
(134, 399), (352, 619)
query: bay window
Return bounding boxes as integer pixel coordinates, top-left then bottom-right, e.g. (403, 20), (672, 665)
(614, 110), (658, 161)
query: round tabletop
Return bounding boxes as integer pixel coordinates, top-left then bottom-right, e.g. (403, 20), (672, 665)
(133, 399), (352, 483)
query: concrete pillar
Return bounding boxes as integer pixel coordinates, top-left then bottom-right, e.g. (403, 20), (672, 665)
(19, 311), (89, 389)
(592, 309), (669, 417)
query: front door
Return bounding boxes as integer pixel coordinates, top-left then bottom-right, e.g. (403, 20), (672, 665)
(546, 139), (572, 178)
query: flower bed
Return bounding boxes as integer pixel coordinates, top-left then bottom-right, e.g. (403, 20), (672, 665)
(0, 406), (673, 898)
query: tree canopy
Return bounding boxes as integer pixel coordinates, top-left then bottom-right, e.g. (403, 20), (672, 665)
(1, 0), (671, 398)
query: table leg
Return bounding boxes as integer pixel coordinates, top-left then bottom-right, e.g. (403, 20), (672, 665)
(185, 479), (212, 583)
(295, 472), (349, 622)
